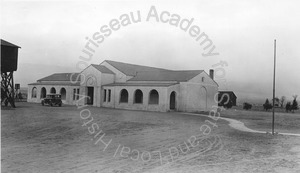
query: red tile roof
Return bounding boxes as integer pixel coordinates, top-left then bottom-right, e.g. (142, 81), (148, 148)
(129, 70), (204, 82)
(104, 60), (169, 76)
(33, 60), (214, 85)
(38, 73), (80, 82)
(91, 64), (114, 74)
(29, 81), (80, 86)
(103, 82), (177, 87)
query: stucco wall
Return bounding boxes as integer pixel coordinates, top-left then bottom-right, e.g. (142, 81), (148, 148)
(80, 65), (102, 87)
(101, 86), (115, 108)
(78, 65), (114, 107)
(102, 86), (171, 112)
(188, 71), (218, 86)
(179, 82), (218, 112)
(101, 61), (129, 83)
(27, 84), (80, 105)
(177, 72), (218, 112)
(166, 84), (180, 111)
(101, 73), (115, 85)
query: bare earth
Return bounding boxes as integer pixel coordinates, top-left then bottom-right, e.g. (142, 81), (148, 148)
(1, 102), (300, 173)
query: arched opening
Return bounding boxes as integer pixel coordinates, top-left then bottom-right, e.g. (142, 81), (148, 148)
(149, 89), (159, 104)
(50, 87), (56, 94)
(200, 87), (207, 109)
(32, 87), (37, 98)
(40, 87), (46, 98)
(170, 91), (176, 110)
(60, 88), (66, 100)
(119, 89), (128, 103)
(134, 89), (143, 104)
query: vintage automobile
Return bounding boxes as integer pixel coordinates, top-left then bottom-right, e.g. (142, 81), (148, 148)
(41, 94), (62, 107)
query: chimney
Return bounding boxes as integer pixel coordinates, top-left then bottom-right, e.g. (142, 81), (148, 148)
(209, 69), (214, 80)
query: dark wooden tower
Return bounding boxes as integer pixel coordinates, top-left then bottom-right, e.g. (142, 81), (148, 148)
(1, 39), (21, 108)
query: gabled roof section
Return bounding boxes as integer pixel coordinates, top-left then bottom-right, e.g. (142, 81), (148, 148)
(91, 64), (114, 74)
(201, 71), (219, 86)
(38, 73), (80, 82)
(1, 39), (21, 48)
(104, 60), (169, 76)
(103, 82), (177, 87)
(129, 70), (204, 82)
(219, 91), (237, 98)
(28, 81), (80, 86)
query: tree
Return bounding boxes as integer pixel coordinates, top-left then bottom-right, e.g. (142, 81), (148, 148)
(280, 96), (286, 108)
(286, 102), (292, 112)
(243, 102), (252, 110)
(18, 92), (23, 99)
(272, 97), (280, 107)
(291, 95), (298, 113)
(263, 99), (272, 111)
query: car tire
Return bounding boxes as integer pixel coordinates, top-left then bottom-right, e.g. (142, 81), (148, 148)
(59, 103), (62, 107)
(50, 103), (53, 107)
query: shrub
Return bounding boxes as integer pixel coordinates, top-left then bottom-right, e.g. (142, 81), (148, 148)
(291, 99), (298, 113)
(243, 102), (252, 110)
(286, 99), (299, 113)
(263, 99), (273, 111)
(286, 102), (291, 112)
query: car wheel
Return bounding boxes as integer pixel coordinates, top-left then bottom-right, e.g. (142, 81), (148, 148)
(59, 103), (62, 107)
(50, 102), (53, 107)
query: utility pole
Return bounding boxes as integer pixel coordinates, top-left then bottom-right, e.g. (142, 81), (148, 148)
(272, 39), (276, 135)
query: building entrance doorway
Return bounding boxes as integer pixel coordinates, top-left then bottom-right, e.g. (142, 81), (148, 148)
(170, 91), (176, 110)
(87, 87), (94, 105)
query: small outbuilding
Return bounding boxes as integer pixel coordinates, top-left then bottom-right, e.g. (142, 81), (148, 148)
(218, 91), (237, 107)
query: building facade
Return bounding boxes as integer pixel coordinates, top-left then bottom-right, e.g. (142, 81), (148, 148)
(28, 60), (218, 112)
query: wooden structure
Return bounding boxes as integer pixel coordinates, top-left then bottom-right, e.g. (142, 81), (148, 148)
(218, 91), (237, 107)
(1, 39), (21, 107)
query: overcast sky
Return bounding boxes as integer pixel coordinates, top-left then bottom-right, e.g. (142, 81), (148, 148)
(1, 0), (299, 103)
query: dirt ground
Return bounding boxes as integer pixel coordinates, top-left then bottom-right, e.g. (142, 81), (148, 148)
(221, 107), (300, 134)
(1, 102), (300, 173)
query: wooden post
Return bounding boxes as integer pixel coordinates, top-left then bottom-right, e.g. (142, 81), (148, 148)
(272, 39), (276, 135)
(1, 72), (16, 108)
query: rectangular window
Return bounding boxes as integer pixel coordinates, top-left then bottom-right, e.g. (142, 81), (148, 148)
(104, 89), (107, 102)
(76, 89), (80, 100)
(108, 89), (111, 102)
(73, 89), (76, 100)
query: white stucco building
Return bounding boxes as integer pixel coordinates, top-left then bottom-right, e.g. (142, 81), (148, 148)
(28, 60), (218, 112)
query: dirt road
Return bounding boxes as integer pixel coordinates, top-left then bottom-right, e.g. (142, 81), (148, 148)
(2, 103), (300, 172)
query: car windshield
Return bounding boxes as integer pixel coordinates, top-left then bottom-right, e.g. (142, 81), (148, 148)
(45, 94), (61, 99)
(45, 94), (54, 98)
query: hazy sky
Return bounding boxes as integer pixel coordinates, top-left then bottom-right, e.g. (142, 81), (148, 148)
(1, 0), (299, 103)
